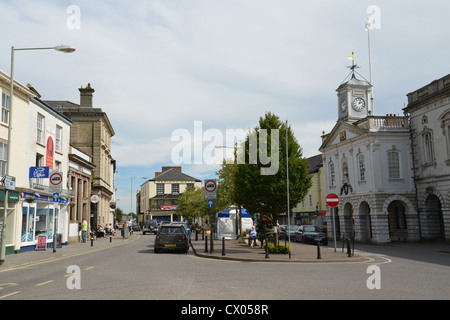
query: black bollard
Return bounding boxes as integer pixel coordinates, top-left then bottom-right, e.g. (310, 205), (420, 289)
(202, 229), (204, 240)
(222, 237), (226, 256)
(316, 239), (321, 259)
(53, 233), (56, 253)
(210, 234), (214, 254)
(204, 235), (208, 253)
(347, 237), (352, 257)
(195, 229), (198, 241)
(265, 239), (269, 259)
(110, 234), (112, 243)
(90, 232), (94, 247)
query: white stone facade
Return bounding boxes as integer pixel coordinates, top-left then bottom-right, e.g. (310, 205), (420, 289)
(404, 74), (450, 242)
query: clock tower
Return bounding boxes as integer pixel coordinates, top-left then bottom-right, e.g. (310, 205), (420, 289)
(337, 54), (373, 122)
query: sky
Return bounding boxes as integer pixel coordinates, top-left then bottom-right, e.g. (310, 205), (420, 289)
(1, 0), (449, 214)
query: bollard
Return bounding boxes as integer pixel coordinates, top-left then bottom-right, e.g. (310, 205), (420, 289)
(195, 229), (198, 241)
(210, 230), (214, 253)
(347, 237), (351, 257)
(265, 239), (269, 259)
(90, 232), (94, 247)
(202, 229), (204, 240)
(316, 239), (321, 259)
(222, 237), (226, 256)
(110, 234), (112, 243)
(53, 233), (56, 253)
(204, 235), (208, 253)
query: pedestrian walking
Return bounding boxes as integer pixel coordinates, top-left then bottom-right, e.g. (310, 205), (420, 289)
(81, 218), (88, 243)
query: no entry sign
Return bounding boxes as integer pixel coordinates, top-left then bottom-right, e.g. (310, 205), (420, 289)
(325, 193), (339, 207)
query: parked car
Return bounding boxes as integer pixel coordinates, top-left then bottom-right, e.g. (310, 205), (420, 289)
(154, 224), (189, 253)
(279, 225), (301, 240)
(132, 223), (141, 232)
(295, 225), (328, 245)
(142, 220), (158, 235)
(170, 221), (191, 239)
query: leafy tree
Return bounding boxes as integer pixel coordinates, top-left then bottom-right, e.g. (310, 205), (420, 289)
(176, 186), (210, 223)
(234, 112), (311, 236)
(114, 207), (124, 223)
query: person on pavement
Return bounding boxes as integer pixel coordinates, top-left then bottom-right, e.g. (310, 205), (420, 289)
(81, 218), (88, 243)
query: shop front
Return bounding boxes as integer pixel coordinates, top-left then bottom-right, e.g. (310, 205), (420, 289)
(0, 190), (20, 255)
(20, 192), (69, 252)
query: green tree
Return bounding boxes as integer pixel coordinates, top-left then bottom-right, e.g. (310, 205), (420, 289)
(234, 112), (311, 236)
(114, 207), (124, 223)
(176, 187), (209, 223)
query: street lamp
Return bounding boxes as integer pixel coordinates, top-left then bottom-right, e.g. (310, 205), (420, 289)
(0, 45), (75, 265)
(130, 177), (147, 224)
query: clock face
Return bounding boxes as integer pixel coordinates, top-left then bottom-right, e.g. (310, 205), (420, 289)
(340, 99), (347, 112)
(352, 98), (365, 111)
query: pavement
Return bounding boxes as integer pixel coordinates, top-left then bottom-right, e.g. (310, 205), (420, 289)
(0, 231), (138, 272)
(189, 236), (372, 263)
(1, 231), (449, 271)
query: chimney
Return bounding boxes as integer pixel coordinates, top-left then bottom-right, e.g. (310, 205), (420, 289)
(79, 83), (95, 107)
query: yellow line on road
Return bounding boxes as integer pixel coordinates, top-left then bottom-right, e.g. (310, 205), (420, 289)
(0, 291), (21, 299)
(84, 266), (95, 270)
(0, 234), (139, 274)
(35, 280), (54, 287)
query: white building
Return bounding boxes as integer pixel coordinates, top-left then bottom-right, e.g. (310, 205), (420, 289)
(404, 73), (450, 242)
(0, 70), (73, 255)
(320, 73), (419, 243)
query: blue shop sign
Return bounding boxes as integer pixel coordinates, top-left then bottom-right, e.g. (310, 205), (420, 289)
(29, 167), (50, 178)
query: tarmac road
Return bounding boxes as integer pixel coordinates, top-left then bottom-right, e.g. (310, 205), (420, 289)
(0, 232), (449, 300)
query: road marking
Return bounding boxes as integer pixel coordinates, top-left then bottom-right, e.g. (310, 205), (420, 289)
(0, 283), (18, 290)
(84, 266), (95, 271)
(0, 234), (140, 274)
(0, 291), (20, 299)
(35, 280), (54, 287)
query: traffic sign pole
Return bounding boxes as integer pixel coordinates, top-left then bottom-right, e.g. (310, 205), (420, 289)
(325, 193), (339, 252)
(332, 207), (337, 252)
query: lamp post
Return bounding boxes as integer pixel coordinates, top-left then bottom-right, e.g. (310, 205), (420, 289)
(130, 177), (147, 225)
(0, 45), (75, 265)
(365, 19), (374, 115)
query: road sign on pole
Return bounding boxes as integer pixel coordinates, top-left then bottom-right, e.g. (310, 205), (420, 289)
(325, 193), (339, 252)
(204, 179), (217, 199)
(207, 199), (214, 208)
(325, 193), (339, 207)
(49, 171), (63, 193)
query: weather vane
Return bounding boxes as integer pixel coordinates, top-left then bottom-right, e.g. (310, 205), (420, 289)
(346, 52), (361, 76)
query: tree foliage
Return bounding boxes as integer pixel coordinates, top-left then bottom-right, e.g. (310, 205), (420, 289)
(234, 112), (311, 227)
(176, 186), (210, 221)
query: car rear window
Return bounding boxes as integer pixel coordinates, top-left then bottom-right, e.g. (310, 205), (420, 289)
(159, 226), (183, 234)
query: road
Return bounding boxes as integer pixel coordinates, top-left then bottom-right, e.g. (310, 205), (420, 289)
(1, 233), (449, 301)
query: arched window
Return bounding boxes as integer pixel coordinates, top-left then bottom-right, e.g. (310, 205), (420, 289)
(422, 131), (435, 164)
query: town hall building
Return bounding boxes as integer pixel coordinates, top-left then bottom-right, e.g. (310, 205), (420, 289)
(319, 67), (420, 243)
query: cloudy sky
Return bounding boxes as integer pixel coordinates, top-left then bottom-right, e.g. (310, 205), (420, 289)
(1, 0), (449, 213)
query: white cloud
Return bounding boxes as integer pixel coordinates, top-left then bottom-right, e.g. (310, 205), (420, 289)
(1, 0), (450, 213)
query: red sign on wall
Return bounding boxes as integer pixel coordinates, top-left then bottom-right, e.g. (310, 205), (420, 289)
(45, 136), (54, 170)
